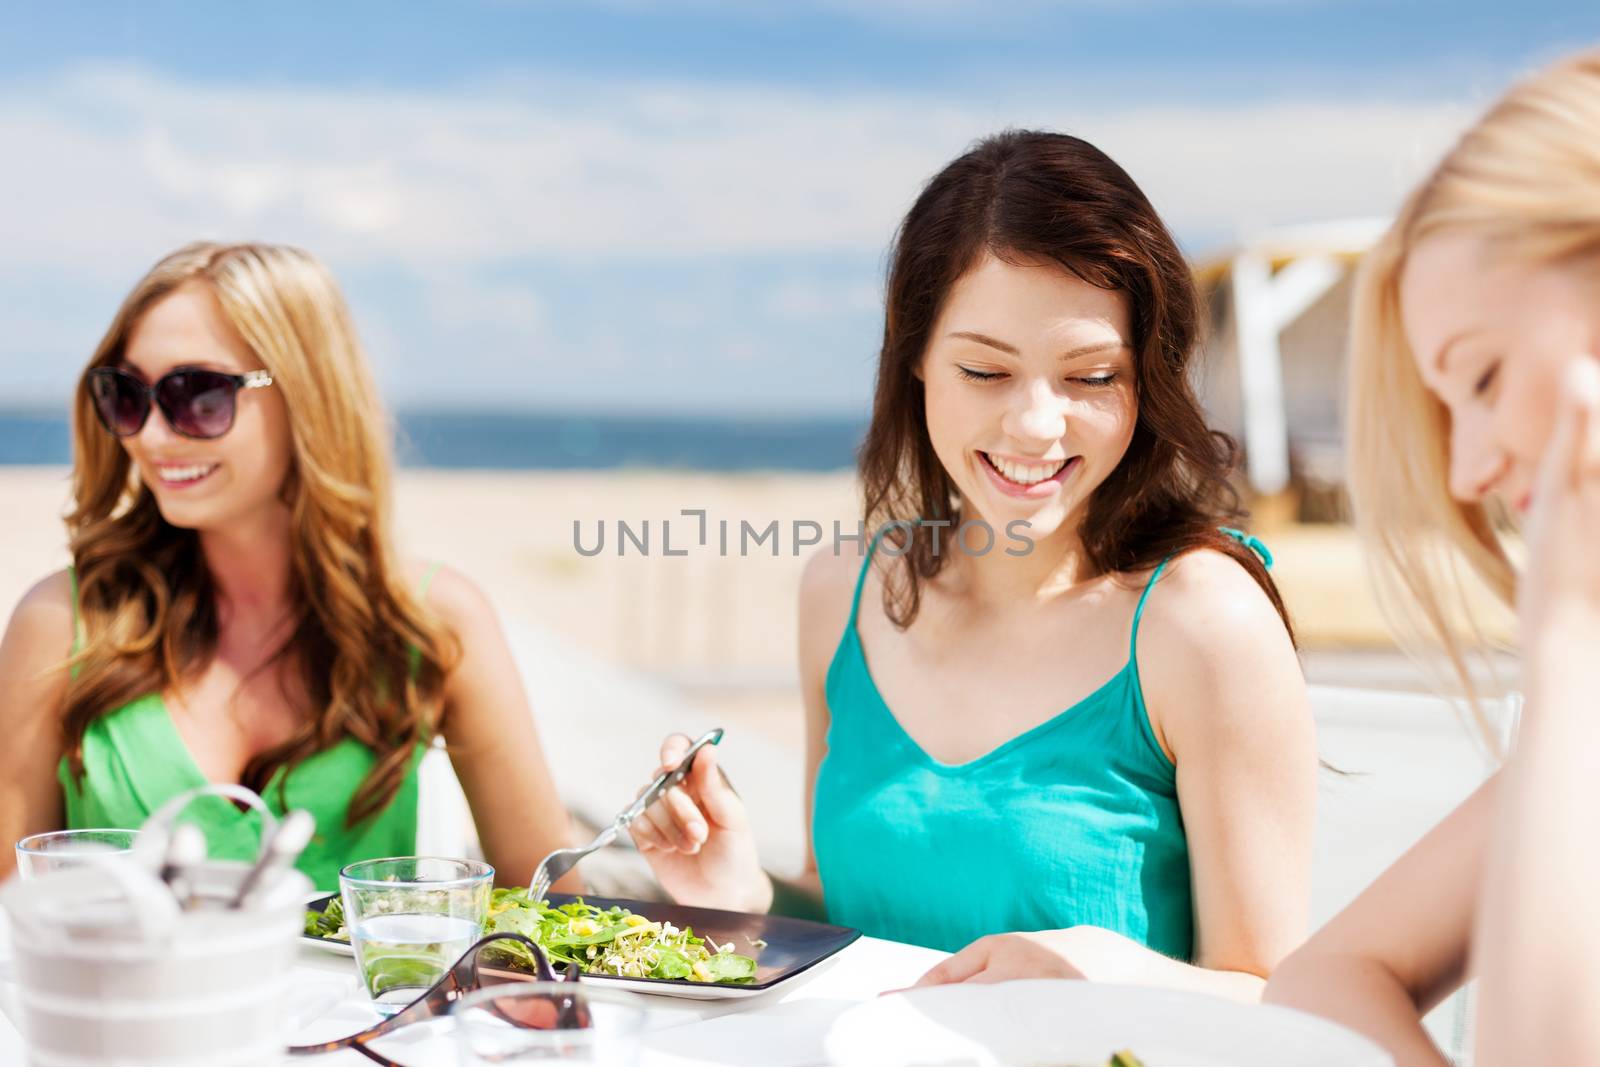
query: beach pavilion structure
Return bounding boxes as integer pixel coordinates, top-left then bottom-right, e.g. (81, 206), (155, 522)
(1190, 218), (1389, 516)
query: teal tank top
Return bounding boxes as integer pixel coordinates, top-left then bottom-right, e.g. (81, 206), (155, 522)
(58, 565), (437, 892)
(812, 548), (1193, 956)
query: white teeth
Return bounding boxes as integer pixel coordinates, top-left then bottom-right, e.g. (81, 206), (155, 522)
(157, 463), (217, 484)
(985, 453), (1066, 486)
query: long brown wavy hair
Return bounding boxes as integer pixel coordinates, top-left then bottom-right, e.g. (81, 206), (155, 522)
(860, 129), (1291, 634)
(63, 242), (460, 825)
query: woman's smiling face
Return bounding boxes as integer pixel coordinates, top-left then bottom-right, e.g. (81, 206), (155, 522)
(921, 251), (1137, 545)
(116, 281), (294, 532)
(1401, 231), (1600, 517)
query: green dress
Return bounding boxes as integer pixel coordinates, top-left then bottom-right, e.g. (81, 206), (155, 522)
(58, 566), (434, 891)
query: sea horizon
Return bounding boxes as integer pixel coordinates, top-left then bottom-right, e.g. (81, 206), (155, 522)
(0, 409), (868, 472)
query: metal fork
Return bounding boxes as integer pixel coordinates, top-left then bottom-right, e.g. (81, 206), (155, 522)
(528, 727), (724, 902)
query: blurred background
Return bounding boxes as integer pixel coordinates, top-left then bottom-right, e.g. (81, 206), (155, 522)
(6, 0), (1586, 699)
(0, 2), (1592, 958)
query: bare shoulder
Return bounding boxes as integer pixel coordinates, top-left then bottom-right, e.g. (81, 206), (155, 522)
(800, 546), (863, 626)
(400, 562), (511, 722)
(798, 546), (866, 667)
(403, 560), (495, 631)
(1135, 547), (1291, 661)
(1134, 548), (1305, 753)
(0, 571), (74, 845)
(4, 569), (75, 652)
(0, 569), (76, 720)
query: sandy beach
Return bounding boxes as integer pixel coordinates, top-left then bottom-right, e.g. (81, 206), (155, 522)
(12, 462), (1526, 785)
(6, 462), (1528, 711)
(6, 462), (1446, 758)
(2, 464), (1413, 661)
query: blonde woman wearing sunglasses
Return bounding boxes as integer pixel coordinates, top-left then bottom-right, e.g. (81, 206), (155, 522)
(0, 242), (577, 892)
(1264, 52), (1600, 1066)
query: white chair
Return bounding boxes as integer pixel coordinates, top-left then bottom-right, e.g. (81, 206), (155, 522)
(415, 738), (479, 861)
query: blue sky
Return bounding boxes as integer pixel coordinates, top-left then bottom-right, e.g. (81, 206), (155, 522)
(1, 1), (1596, 414)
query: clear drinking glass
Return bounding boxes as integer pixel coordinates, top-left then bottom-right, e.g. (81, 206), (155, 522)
(340, 856), (494, 1012)
(451, 982), (647, 1066)
(14, 829), (141, 880)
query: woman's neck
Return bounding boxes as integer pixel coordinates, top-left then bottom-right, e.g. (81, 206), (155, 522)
(199, 505), (295, 632)
(944, 517), (1093, 609)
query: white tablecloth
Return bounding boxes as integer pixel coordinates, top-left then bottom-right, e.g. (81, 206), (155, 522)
(0, 929), (946, 1067)
(283, 936), (947, 1066)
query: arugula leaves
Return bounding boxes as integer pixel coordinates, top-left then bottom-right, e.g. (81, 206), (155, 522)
(696, 952), (758, 982)
(481, 892), (760, 985)
(304, 897), (347, 940)
(306, 889), (760, 986)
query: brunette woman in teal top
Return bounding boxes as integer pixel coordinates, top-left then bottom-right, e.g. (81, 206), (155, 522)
(630, 132), (1316, 1001)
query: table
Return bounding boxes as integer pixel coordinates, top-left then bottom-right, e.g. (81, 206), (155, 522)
(289, 935), (949, 1066)
(0, 901), (944, 1067)
(1, 931), (1397, 1067)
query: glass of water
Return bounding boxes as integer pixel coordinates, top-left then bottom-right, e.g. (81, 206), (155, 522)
(339, 856), (493, 1012)
(452, 982), (647, 1066)
(15, 828), (141, 880)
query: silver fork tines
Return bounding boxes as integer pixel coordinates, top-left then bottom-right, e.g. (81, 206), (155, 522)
(528, 727), (724, 903)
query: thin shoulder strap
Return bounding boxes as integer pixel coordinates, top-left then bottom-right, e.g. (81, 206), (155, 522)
(417, 560), (445, 601)
(844, 534), (882, 630)
(66, 564), (85, 657)
(1129, 555), (1175, 660)
(407, 562), (446, 682)
(1219, 526), (1274, 570)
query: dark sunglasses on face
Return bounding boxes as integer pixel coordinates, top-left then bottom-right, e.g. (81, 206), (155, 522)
(86, 365), (275, 441)
(288, 933), (590, 1066)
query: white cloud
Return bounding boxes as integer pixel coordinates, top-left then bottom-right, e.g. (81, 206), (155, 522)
(1072, 99), (1473, 249)
(0, 63), (1474, 275)
(765, 277), (883, 320)
(0, 62), (1479, 410)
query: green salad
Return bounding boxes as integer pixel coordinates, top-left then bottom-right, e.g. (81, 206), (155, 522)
(305, 888), (760, 985)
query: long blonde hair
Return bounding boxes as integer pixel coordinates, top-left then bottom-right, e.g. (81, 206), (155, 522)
(1347, 51), (1600, 744)
(65, 242), (460, 824)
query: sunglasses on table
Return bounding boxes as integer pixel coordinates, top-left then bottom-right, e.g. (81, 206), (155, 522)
(86, 365), (275, 440)
(289, 933), (590, 1066)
